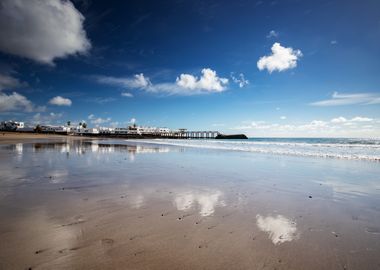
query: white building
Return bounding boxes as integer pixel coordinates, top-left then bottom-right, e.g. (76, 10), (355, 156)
(72, 127), (99, 135)
(38, 125), (70, 133)
(0, 121), (24, 131)
(99, 127), (115, 134)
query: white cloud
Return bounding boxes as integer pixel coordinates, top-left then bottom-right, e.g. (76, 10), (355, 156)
(129, 118), (136, 124)
(331, 116), (347, 123)
(231, 73), (249, 88)
(351, 116), (373, 122)
(95, 68), (229, 95)
(0, 91), (45, 112)
(0, 73), (27, 90)
(96, 73), (151, 89)
(32, 112), (63, 124)
(176, 68), (228, 92)
(87, 114), (111, 125)
(331, 40), (338, 45)
(257, 43), (302, 73)
(311, 92), (380, 106)
(49, 96), (72, 106)
(336, 116), (374, 124)
(266, 30), (279, 38)
(280, 116), (287, 120)
(91, 117), (111, 125)
(0, 0), (91, 65)
(230, 116), (380, 137)
(87, 97), (116, 104)
(121, 92), (133, 97)
(109, 121), (119, 127)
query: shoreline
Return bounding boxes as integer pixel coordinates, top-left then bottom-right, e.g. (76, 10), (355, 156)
(1, 132), (379, 162)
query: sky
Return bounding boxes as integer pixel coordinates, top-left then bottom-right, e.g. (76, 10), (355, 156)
(0, 0), (379, 137)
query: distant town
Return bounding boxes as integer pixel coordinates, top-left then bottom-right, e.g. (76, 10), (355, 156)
(0, 120), (248, 139)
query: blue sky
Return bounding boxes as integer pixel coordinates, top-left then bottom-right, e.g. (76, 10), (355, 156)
(0, 0), (379, 137)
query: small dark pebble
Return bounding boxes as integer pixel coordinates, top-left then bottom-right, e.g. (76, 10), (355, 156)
(161, 214), (164, 216)
(178, 217), (182, 220)
(308, 195), (312, 198)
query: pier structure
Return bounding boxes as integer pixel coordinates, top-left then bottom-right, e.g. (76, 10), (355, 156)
(160, 130), (220, 139)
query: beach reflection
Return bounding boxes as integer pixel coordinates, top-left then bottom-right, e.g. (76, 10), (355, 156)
(30, 141), (172, 157)
(46, 170), (69, 184)
(119, 186), (226, 216)
(174, 188), (225, 216)
(318, 177), (380, 199)
(256, 214), (298, 245)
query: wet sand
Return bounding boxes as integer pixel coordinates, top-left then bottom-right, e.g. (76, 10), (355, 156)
(0, 136), (380, 269)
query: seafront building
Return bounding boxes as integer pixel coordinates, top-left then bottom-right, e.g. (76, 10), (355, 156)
(0, 120), (25, 131)
(0, 120), (227, 138)
(0, 121), (175, 136)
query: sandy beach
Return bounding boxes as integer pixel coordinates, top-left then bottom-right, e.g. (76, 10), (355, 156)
(0, 134), (380, 269)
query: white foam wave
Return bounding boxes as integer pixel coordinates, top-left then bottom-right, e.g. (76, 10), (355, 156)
(125, 139), (380, 161)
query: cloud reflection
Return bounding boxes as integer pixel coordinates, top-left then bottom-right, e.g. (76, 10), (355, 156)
(174, 189), (225, 216)
(256, 214), (298, 245)
(318, 178), (380, 199)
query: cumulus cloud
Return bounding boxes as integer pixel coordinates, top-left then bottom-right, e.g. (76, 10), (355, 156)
(257, 43), (302, 73)
(95, 73), (151, 89)
(0, 73), (27, 90)
(231, 73), (249, 88)
(311, 92), (380, 106)
(49, 96), (72, 106)
(0, 0), (91, 65)
(351, 116), (373, 122)
(176, 68), (228, 92)
(129, 118), (136, 124)
(230, 116), (380, 137)
(121, 92), (133, 97)
(0, 91), (45, 112)
(331, 116), (347, 123)
(280, 116), (287, 120)
(331, 116), (372, 125)
(95, 68), (229, 95)
(88, 114), (111, 125)
(32, 112), (63, 124)
(266, 30), (279, 38)
(86, 97), (116, 104)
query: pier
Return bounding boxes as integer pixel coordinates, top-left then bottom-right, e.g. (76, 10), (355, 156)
(160, 130), (221, 139)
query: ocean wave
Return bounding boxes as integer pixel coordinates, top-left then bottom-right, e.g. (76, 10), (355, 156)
(125, 139), (380, 162)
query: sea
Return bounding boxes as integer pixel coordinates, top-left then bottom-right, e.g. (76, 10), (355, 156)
(126, 137), (380, 162)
